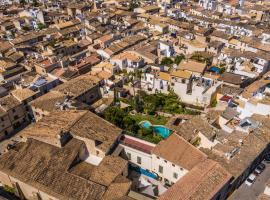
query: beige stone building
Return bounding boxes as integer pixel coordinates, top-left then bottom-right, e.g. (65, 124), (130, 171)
(0, 110), (131, 200)
(0, 95), (28, 140)
(30, 73), (102, 121)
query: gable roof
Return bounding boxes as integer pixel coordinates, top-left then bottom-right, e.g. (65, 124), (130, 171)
(152, 133), (207, 170)
(178, 60), (206, 74)
(70, 111), (122, 152)
(158, 159), (232, 200)
(0, 138), (106, 200)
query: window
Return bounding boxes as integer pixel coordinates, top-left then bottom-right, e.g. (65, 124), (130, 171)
(157, 156), (160, 159)
(127, 152), (131, 160)
(159, 165), (163, 174)
(173, 172), (178, 179)
(137, 156), (141, 164)
(164, 160), (167, 163)
(172, 164), (175, 167)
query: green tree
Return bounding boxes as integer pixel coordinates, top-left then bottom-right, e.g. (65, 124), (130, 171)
(191, 52), (211, 65)
(161, 57), (174, 65)
(37, 23), (46, 30)
(3, 185), (15, 194)
(20, 0), (26, 4)
(32, 0), (39, 6)
(129, 0), (140, 11)
(147, 134), (163, 144)
(134, 95), (144, 113)
(104, 107), (127, 128)
(22, 26), (31, 31)
(219, 67), (226, 74)
(123, 116), (139, 133)
(138, 127), (153, 137)
(174, 54), (185, 65)
(210, 99), (217, 107)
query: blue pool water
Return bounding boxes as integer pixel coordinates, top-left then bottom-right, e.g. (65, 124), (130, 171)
(129, 165), (158, 179)
(140, 121), (172, 139)
(209, 66), (220, 73)
(153, 126), (171, 138)
(141, 121), (152, 129)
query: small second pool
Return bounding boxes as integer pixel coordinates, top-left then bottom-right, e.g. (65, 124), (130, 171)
(141, 121), (152, 129)
(209, 66), (221, 73)
(140, 121), (172, 139)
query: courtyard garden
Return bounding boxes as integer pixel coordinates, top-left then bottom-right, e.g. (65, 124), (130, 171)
(103, 91), (199, 144)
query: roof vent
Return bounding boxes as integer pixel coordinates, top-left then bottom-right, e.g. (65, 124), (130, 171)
(239, 139), (243, 146)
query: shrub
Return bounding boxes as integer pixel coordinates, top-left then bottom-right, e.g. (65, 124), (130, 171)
(161, 57), (174, 65)
(192, 137), (201, 147)
(3, 185), (15, 194)
(174, 54), (185, 65)
(210, 99), (217, 107)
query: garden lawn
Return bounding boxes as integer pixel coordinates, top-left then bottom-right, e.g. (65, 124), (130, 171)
(129, 113), (168, 125)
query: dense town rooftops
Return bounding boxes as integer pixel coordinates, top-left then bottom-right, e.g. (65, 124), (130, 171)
(223, 48), (270, 61)
(20, 110), (122, 151)
(201, 129), (267, 178)
(103, 35), (146, 56)
(53, 73), (101, 97)
(173, 116), (216, 142)
(30, 90), (88, 112)
(19, 110), (86, 145)
(1, 1), (270, 199)
(242, 79), (270, 99)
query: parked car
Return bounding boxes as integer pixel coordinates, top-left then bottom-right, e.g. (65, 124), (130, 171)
(254, 163), (266, 175)
(264, 154), (270, 163)
(245, 174), (256, 186)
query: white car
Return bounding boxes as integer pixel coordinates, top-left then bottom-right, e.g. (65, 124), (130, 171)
(245, 174), (256, 186)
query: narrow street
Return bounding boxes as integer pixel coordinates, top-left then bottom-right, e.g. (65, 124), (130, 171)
(229, 161), (270, 200)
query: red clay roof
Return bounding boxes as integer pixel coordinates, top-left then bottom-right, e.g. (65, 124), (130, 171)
(120, 136), (154, 154)
(220, 95), (232, 102)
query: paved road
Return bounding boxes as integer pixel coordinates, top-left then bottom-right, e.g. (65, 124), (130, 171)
(229, 161), (270, 200)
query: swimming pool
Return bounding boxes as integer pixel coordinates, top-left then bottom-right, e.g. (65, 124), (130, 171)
(209, 66), (220, 73)
(139, 121), (172, 139)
